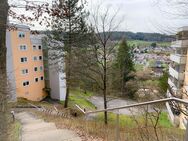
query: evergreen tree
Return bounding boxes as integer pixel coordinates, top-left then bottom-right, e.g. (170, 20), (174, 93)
(158, 72), (168, 95)
(116, 39), (135, 96)
(49, 0), (89, 108)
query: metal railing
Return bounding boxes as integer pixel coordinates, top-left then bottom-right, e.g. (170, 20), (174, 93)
(76, 97), (188, 141)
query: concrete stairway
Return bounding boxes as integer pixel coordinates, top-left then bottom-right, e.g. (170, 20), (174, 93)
(16, 112), (81, 141)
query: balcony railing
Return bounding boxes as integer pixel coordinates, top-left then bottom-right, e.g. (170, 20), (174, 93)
(171, 40), (188, 48)
(170, 54), (187, 64)
(168, 78), (178, 90)
(169, 66), (185, 81)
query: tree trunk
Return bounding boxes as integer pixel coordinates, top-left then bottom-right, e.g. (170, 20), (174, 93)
(0, 0), (9, 139)
(64, 56), (71, 108)
(103, 46), (108, 125)
(121, 69), (124, 96)
(103, 86), (108, 124)
(64, 0), (71, 108)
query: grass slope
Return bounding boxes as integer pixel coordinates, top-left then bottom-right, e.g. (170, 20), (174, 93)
(61, 89), (96, 110)
(97, 112), (172, 128)
(128, 40), (171, 47)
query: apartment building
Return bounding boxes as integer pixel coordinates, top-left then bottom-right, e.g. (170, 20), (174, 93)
(42, 38), (67, 101)
(6, 24), (66, 101)
(167, 26), (188, 129)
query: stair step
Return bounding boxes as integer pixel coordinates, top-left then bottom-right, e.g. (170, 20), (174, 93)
(22, 129), (82, 141)
(23, 122), (56, 133)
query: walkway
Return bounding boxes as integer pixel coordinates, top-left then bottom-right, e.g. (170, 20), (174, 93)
(15, 112), (82, 141)
(89, 96), (167, 115)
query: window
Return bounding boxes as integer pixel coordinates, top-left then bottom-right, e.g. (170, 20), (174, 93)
(40, 66), (43, 71)
(21, 69), (28, 75)
(21, 57), (27, 63)
(39, 56), (43, 60)
(18, 32), (25, 38)
(33, 45), (37, 50)
(38, 45), (42, 50)
(40, 76), (44, 80)
(23, 81), (29, 87)
(34, 67), (38, 72)
(20, 45), (27, 51)
(33, 56), (38, 61)
(35, 78), (39, 82)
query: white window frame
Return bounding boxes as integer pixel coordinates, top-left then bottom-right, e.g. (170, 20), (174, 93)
(21, 69), (29, 75)
(33, 45), (37, 50)
(39, 56), (43, 60)
(40, 66), (43, 71)
(33, 56), (38, 61)
(40, 76), (44, 81)
(20, 57), (28, 63)
(34, 67), (38, 72)
(18, 32), (25, 38)
(38, 45), (42, 50)
(23, 81), (29, 87)
(19, 45), (27, 51)
(34, 77), (39, 82)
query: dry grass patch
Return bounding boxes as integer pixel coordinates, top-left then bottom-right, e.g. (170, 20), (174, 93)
(31, 110), (185, 141)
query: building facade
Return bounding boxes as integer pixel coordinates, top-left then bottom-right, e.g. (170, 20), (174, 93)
(167, 26), (188, 129)
(6, 24), (66, 101)
(42, 38), (66, 101)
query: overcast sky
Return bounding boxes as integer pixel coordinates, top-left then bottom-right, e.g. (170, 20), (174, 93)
(10, 0), (188, 33)
(86, 0), (188, 33)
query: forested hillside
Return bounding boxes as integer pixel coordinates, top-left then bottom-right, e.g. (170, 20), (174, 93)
(108, 31), (175, 42)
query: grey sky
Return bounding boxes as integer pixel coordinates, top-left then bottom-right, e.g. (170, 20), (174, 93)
(87, 0), (188, 33)
(10, 0), (188, 33)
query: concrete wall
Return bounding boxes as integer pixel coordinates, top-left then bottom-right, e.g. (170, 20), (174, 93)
(6, 31), (17, 101)
(48, 62), (66, 101)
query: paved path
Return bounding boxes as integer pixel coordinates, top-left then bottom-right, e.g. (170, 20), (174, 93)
(89, 96), (138, 115)
(15, 112), (82, 141)
(89, 96), (167, 115)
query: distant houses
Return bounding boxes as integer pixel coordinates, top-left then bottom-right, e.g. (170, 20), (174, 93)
(133, 44), (171, 77)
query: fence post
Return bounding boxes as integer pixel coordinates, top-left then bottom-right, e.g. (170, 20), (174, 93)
(115, 110), (120, 141)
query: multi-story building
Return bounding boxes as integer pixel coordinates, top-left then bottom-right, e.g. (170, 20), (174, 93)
(167, 26), (188, 129)
(6, 24), (66, 101)
(42, 38), (67, 101)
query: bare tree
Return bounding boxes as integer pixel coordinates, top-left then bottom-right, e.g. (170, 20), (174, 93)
(74, 5), (123, 124)
(155, 0), (188, 18)
(130, 106), (162, 141)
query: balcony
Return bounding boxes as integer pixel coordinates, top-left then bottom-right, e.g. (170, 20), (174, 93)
(169, 66), (184, 81)
(171, 40), (188, 48)
(168, 78), (177, 90)
(170, 54), (187, 64)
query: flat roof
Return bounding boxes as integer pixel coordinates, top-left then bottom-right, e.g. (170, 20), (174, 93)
(7, 23), (30, 30)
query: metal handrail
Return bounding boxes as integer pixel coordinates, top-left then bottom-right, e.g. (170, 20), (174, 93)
(75, 97), (188, 141)
(76, 97), (188, 114)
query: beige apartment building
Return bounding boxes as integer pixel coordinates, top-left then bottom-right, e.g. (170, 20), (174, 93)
(6, 24), (66, 101)
(167, 26), (188, 129)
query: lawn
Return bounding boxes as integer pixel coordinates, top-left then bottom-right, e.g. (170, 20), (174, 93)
(96, 112), (172, 128)
(127, 40), (171, 48)
(134, 64), (144, 71)
(61, 88), (96, 110)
